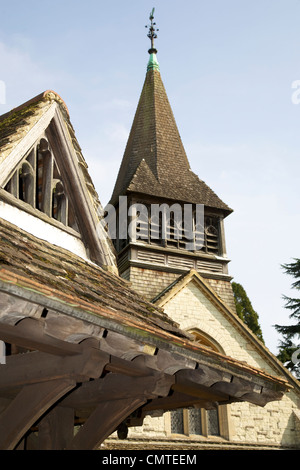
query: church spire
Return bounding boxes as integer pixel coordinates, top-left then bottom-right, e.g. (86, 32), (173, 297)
(146, 8), (160, 72)
(110, 9), (232, 216)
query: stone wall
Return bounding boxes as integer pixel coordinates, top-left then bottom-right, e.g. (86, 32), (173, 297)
(155, 280), (299, 447)
(205, 277), (236, 312)
(122, 265), (237, 311)
(121, 266), (179, 301)
(113, 278), (300, 449)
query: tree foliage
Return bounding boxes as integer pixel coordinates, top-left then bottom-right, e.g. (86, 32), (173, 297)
(232, 282), (264, 343)
(275, 259), (300, 378)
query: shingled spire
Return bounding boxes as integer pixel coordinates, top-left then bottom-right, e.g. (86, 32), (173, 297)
(110, 10), (231, 215)
(109, 10), (234, 304)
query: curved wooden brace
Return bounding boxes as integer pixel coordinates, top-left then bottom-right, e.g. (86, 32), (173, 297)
(0, 378), (76, 450)
(68, 397), (146, 450)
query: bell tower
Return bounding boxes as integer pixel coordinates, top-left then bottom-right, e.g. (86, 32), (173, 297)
(109, 10), (236, 311)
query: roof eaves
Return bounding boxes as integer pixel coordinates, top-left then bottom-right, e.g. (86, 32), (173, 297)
(154, 269), (300, 392)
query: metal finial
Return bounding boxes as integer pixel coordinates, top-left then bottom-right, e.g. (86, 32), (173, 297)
(145, 7), (159, 53)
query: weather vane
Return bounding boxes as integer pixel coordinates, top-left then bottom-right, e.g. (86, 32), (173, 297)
(145, 7), (159, 53)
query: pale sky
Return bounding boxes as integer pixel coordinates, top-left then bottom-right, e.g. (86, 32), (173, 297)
(0, 0), (299, 354)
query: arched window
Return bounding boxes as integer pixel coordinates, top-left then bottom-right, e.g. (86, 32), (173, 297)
(189, 329), (225, 354)
(169, 329), (229, 440)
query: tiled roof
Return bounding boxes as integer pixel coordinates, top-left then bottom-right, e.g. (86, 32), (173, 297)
(110, 67), (232, 215)
(0, 217), (187, 338)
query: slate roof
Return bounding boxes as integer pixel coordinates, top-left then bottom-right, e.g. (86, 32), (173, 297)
(110, 65), (232, 215)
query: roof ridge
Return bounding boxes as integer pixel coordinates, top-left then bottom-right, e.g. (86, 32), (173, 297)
(0, 90), (69, 124)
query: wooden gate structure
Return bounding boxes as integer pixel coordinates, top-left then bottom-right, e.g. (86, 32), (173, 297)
(0, 218), (289, 450)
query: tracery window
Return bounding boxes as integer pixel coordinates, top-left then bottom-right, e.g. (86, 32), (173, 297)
(3, 138), (78, 231)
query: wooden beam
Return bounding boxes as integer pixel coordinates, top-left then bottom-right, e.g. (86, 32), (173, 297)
(132, 349), (197, 374)
(0, 317), (81, 356)
(0, 348), (109, 391)
(174, 368), (280, 406)
(0, 292), (43, 325)
(45, 115), (111, 267)
(68, 397), (146, 450)
(0, 378), (76, 450)
(240, 388), (283, 406)
(60, 372), (174, 409)
(104, 355), (155, 377)
(176, 365), (233, 389)
(173, 369), (230, 401)
(210, 376), (257, 398)
(140, 391), (220, 414)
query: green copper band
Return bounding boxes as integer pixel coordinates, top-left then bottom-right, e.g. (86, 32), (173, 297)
(147, 52), (160, 72)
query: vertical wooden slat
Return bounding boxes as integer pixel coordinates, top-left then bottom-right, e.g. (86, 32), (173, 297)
(27, 148), (37, 208)
(41, 149), (53, 217)
(10, 171), (19, 198)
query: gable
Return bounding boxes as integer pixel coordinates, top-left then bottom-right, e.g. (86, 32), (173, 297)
(0, 91), (117, 271)
(154, 270), (300, 393)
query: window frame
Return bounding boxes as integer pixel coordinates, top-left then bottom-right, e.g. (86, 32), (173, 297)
(167, 405), (230, 441)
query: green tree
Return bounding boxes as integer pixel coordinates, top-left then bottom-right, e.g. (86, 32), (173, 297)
(232, 282), (264, 343)
(275, 259), (300, 378)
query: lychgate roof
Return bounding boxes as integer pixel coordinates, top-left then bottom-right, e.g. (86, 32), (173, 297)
(0, 216), (289, 393)
(0, 217), (183, 339)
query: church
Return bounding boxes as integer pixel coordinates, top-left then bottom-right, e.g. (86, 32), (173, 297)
(0, 11), (298, 450)
(103, 13), (300, 450)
